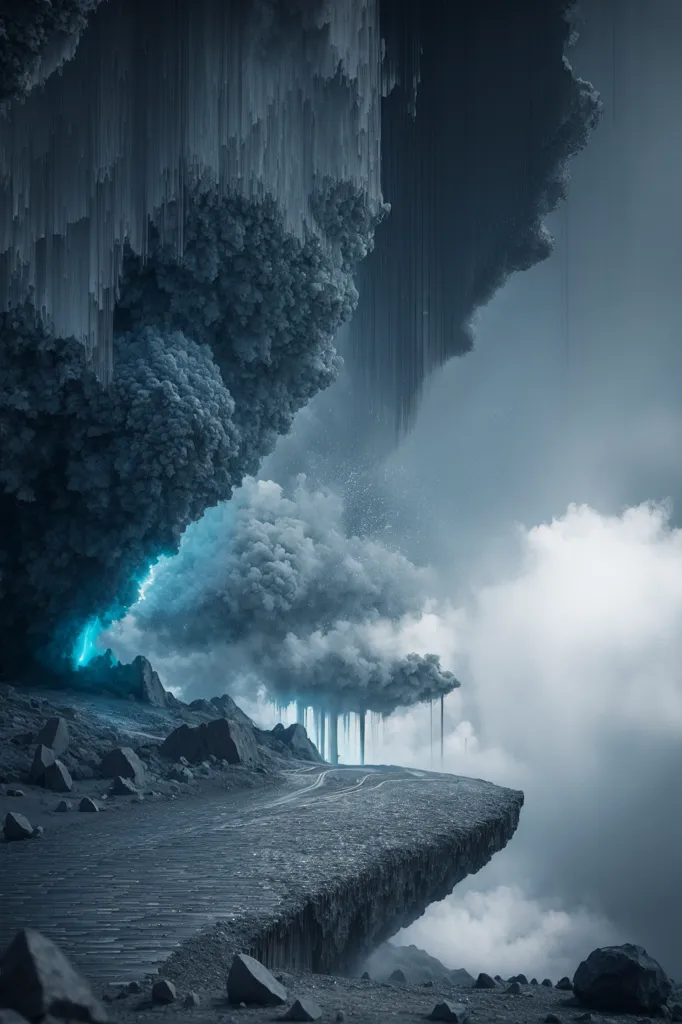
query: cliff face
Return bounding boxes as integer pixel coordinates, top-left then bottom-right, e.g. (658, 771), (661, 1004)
(0, 756), (522, 987)
(245, 773), (524, 974)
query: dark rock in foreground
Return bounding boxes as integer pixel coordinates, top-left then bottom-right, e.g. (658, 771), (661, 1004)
(268, 723), (325, 763)
(227, 953), (287, 1005)
(573, 943), (672, 1014)
(99, 747), (145, 786)
(428, 1000), (469, 1022)
(161, 718), (258, 765)
(0, 928), (107, 1023)
(3, 812), (33, 841)
(283, 996), (322, 1021)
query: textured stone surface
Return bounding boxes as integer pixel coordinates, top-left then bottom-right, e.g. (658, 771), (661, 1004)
(28, 745), (54, 784)
(573, 944), (672, 1014)
(43, 760), (73, 794)
(0, 928), (107, 1023)
(2, 812), (33, 841)
(227, 953), (287, 1005)
(35, 718), (69, 758)
(0, 765), (522, 984)
(99, 748), (145, 786)
(283, 996), (323, 1021)
(428, 1000), (469, 1022)
(160, 718), (258, 766)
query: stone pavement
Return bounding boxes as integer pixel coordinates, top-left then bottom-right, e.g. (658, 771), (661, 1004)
(0, 765), (523, 984)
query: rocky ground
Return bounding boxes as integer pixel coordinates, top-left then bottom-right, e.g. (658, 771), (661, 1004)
(0, 669), (322, 841)
(1, 672), (679, 1024)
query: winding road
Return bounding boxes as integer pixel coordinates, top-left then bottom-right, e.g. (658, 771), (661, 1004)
(0, 763), (522, 983)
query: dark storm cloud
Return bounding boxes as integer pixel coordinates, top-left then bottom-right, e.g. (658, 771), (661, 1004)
(0, 182), (383, 673)
(0, 0), (102, 103)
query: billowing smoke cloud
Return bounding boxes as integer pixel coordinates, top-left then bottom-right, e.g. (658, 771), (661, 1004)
(363, 502), (682, 978)
(0, 183), (383, 674)
(112, 477), (458, 714)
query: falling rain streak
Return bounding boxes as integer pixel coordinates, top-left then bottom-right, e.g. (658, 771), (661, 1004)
(0, 0), (382, 381)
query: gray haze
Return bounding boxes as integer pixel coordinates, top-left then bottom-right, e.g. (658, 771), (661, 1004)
(258, 0), (682, 981)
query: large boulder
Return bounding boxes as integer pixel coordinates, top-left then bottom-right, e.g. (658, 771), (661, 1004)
(227, 953), (287, 1006)
(160, 718), (258, 766)
(271, 723), (325, 763)
(0, 929), (107, 1022)
(43, 761), (73, 794)
(35, 718), (69, 758)
(99, 747), (145, 787)
(573, 944), (672, 1014)
(28, 745), (55, 784)
(3, 813), (33, 842)
(119, 656), (168, 707)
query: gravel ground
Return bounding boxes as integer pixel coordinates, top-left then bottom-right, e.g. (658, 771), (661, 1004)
(102, 970), (673, 1024)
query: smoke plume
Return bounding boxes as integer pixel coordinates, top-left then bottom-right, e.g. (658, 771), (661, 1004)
(0, 183), (383, 675)
(112, 476), (459, 715)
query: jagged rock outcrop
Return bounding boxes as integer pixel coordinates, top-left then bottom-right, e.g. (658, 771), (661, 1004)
(160, 718), (258, 765)
(99, 747), (145, 786)
(227, 953), (287, 1006)
(35, 718), (69, 757)
(0, 928), (107, 1023)
(258, 723), (325, 764)
(573, 944), (672, 1014)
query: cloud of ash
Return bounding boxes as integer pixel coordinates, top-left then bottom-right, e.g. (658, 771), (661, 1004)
(0, 181), (383, 674)
(108, 476), (459, 714)
(361, 502), (682, 980)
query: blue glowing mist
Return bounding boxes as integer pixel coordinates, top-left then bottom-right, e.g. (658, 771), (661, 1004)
(71, 557), (166, 669)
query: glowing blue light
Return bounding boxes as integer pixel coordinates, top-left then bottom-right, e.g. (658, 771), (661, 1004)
(136, 557), (166, 602)
(72, 617), (103, 669)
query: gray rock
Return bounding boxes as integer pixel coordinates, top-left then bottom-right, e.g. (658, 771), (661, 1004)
(557, 977), (573, 991)
(168, 766), (194, 784)
(119, 656), (168, 707)
(35, 718), (69, 758)
(28, 745), (55, 784)
(361, 972), (371, 981)
(6, 789), (24, 798)
(283, 997), (323, 1021)
(545, 1015), (562, 1023)
(475, 973), (497, 989)
(449, 969), (476, 988)
(0, 928), (108, 1022)
(151, 979), (176, 1004)
(531, 978), (539, 986)
(188, 699), (215, 715)
(506, 981), (522, 994)
(161, 718), (258, 766)
(126, 982), (142, 995)
(515, 974), (529, 985)
(575, 1014), (593, 1022)
(271, 723), (324, 763)
(542, 979), (554, 988)
(79, 797), (99, 812)
(428, 1001), (470, 1022)
(227, 953), (287, 1006)
(388, 969), (407, 984)
(3, 812), (33, 841)
(0, 1011), (31, 1024)
(43, 760), (73, 794)
(55, 800), (72, 812)
(31, 826), (43, 838)
(210, 693), (256, 729)
(670, 1003), (682, 1022)
(99, 747), (145, 786)
(109, 776), (137, 796)
(573, 944), (672, 1015)
(183, 992), (200, 1008)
